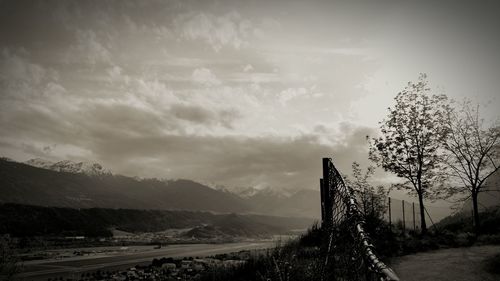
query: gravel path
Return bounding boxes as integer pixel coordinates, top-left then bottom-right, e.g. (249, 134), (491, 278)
(391, 245), (500, 281)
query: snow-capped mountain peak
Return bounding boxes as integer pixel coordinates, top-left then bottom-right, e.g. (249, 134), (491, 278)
(25, 158), (111, 176)
(236, 187), (260, 198)
(25, 158), (54, 169)
(234, 186), (291, 199)
(0, 156), (15, 162)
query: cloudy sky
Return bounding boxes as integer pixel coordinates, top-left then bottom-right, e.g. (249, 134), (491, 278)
(1, 0), (499, 193)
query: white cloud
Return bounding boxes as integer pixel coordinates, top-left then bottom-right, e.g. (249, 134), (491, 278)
(106, 65), (131, 85)
(192, 67), (221, 86)
(132, 78), (180, 109)
(43, 82), (67, 96)
(174, 11), (253, 52)
(0, 49), (60, 100)
(66, 29), (111, 65)
(0, 48), (46, 86)
(243, 64), (253, 72)
(278, 87), (308, 105)
(106, 65), (122, 80)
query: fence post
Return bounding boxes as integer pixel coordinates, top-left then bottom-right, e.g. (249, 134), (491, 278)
(412, 202), (416, 231)
(471, 209), (474, 228)
(322, 158), (332, 229)
(320, 178), (325, 227)
(388, 197), (392, 231)
(402, 200), (405, 233)
(371, 194), (375, 217)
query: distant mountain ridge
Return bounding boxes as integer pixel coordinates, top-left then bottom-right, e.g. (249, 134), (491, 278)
(0, 203), (313, 238)
(0, 157), (321, 218)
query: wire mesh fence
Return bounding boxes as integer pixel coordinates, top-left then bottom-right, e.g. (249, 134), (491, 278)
(382, 197), (452, 233)
(385, 197), (421, 232)
(320, 158), (400, 281)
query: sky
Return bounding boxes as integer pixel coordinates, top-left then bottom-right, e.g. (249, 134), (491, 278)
(1, 0), (499, 196)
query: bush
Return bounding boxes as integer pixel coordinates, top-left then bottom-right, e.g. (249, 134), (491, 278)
(454, 232), (476, 247)
(477, 234), (500, 245)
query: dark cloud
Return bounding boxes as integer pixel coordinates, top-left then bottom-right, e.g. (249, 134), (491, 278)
(73, 129), (375, 191)
(170, 104), (240, 128)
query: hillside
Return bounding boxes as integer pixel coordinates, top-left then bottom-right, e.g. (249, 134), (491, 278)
(435, 205), (500, 234)
(0, 203), (314, 238)
(182, 213), (285, 239)
(462, 169), (500, 212)
(0, 158), (250, 213)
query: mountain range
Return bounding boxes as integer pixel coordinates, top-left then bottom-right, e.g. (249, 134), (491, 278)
(0, 158), (321, 218)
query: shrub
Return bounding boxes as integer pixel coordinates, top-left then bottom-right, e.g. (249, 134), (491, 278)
(477, 234), (500, 245)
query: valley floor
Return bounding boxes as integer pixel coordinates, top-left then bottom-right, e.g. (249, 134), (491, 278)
(15, 241), (275, 281)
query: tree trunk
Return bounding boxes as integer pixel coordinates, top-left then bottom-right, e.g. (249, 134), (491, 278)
(472, 191), (480, 236)
(417, 191), (427, 234)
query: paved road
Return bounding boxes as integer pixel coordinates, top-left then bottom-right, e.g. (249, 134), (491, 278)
(16, 242), (275, 281)
(392, 245), (500, 281)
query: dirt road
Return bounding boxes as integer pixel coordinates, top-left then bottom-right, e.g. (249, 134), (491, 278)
(391, 245), (500, 281)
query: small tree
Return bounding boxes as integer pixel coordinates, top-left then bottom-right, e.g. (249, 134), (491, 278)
(440, 100), (500, 235)
(369, 74), (450, 234)
(345, 162), (387, 219)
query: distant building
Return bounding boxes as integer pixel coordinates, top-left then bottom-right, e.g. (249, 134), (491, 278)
(223, 260), (245, 267)
(181, 260), (193, 269)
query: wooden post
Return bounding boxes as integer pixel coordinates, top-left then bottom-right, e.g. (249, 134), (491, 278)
(472, 209), (474, 228)
(320, 178), (325, 227)
(402, 200), (405, 233)
(322, 158), (332, 228)
(412, 202), (416, 231)
(388, 197), (392, 231)
(371, 194), (375, 217)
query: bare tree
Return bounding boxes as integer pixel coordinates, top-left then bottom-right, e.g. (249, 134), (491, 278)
(369, 74), (450, 234)
(440, 100), (500, 235)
